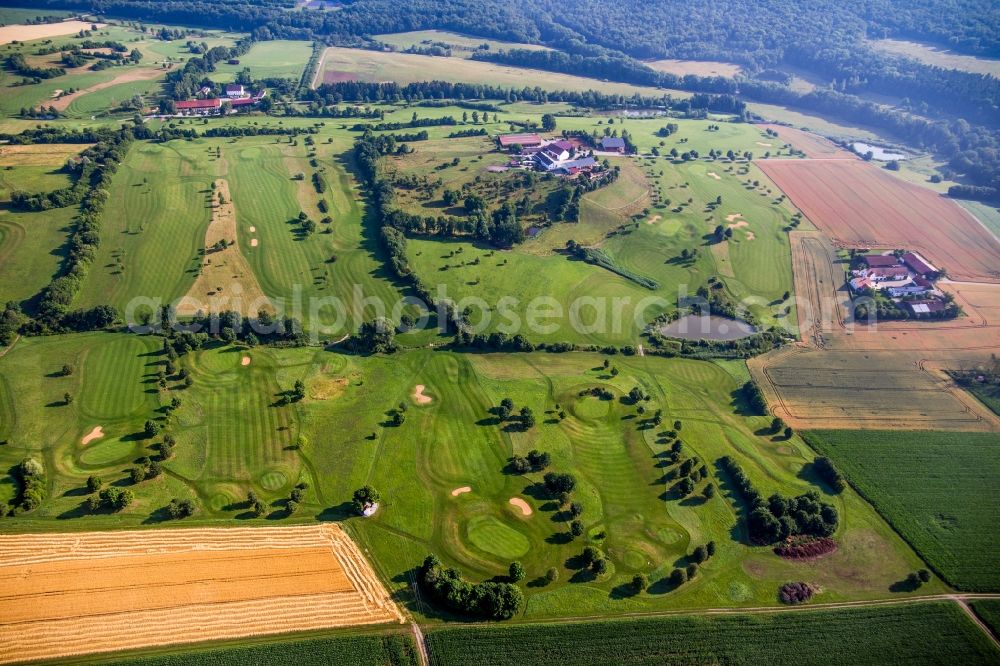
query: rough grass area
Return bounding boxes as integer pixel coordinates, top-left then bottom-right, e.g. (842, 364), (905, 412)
(804, 429), (1000, 591)
(373, 30), (551, 58)
(425, 602), (1000, 665)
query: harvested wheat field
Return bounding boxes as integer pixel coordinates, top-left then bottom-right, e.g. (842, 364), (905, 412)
(0, 524), (403, 664)
(759, 159), (1000, 282)
(756, 124), (853, 159)
(0, 20), (105, 46)
(0, 143), (92, 166)
(175, 179), (272, 317)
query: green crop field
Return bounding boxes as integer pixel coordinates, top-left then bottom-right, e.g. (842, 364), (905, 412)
(804, 430), (1000, 591)
(959, 199), (1000, 242)
(970, 600), (1000, 639)
(0, 332), (936, 619)
(209, 39), (313, 82)
(85, 628), (418, 666)
(424, 602), (1000, 665)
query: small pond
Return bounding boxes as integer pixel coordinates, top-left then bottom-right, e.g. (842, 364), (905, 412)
(851, 142), (909, 161)
(658, 314), (757, 341)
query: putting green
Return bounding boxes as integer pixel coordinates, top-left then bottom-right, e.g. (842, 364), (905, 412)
(466, 515), (531, 559)
(79, 438), (136, 466)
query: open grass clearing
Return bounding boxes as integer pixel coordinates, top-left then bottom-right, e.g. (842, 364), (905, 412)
(646, 58), (743, 78)
(373, 30), (551, 58)
(870, 39), (1000, 77)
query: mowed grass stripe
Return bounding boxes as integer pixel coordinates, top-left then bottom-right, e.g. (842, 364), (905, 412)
(79, 335), (151, 420)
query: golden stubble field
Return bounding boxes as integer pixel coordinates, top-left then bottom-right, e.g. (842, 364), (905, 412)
(0, 524), (403, 663)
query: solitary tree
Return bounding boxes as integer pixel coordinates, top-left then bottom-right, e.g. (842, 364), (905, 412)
(352, 485), (380, 514)
(631, 573), (648, 593)
(509, 561), (526, 582)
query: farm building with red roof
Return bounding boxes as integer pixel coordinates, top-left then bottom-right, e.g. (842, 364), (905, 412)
(175, 98), (221, 115)
(901, 252), (939, 277)
(862, 254), (900, 268)
(498, 133), (541, 148)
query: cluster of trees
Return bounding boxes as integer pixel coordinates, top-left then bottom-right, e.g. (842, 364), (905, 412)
(87, 486), (134, 513)
(720, 456), (839, 545)
(489, 397), (536, 430)
(165, 36), (254, 100)
(509, 449), (551, 474)
(166, 498), (196, 519)
(347, 317), (397, 354)
(5, 52), (64, 80)
(418, 554), (524, 619)
(1, 457), (47, 516)
(813, 456), (846, 493)
(352, 485), (380, 514)
(741, 380), (768, 415)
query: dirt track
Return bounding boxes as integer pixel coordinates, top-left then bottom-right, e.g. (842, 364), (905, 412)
(0, 524), (403, 664)
(49, 66), (167, 112)
(758, 159), (1000, 283)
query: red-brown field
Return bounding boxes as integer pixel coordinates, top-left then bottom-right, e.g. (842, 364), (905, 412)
(758, 159), (1000, 282)
(0, 525), (403, 664)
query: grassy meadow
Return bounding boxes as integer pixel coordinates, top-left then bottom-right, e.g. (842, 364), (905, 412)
(804, 430), (1000, 591)
(0, 143), (82, 305)
(0, 332), (939, 620)
(425, 602), (1000, 665)
(208, 39), (313, 82)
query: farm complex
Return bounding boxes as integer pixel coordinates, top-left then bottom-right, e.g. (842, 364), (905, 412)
(0, 2), (999, 664)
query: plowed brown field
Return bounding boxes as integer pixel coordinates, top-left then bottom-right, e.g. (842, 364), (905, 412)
(758, 159), (1000, 283)
(0, 524), (403, 664)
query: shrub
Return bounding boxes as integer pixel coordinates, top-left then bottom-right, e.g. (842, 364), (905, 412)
(779, 581), (814, 604)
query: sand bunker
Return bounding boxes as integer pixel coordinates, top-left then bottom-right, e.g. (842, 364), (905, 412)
(725, 213), (744, 222)
(728, 219), (749, 229)
(249, 226), (256, 232)
(645, 214), (662, 225)
(706, 171), (721, 180)
(509, 498), (532, 516)
(756, 141), (773, 147)
(241, 356), (251, 366)
(745, 231), (756, 241)
(250, 238), (259, 247)
(80, 426), (104, 446)
(412, 384), (432, 404)
(451, 486), (472, 497)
